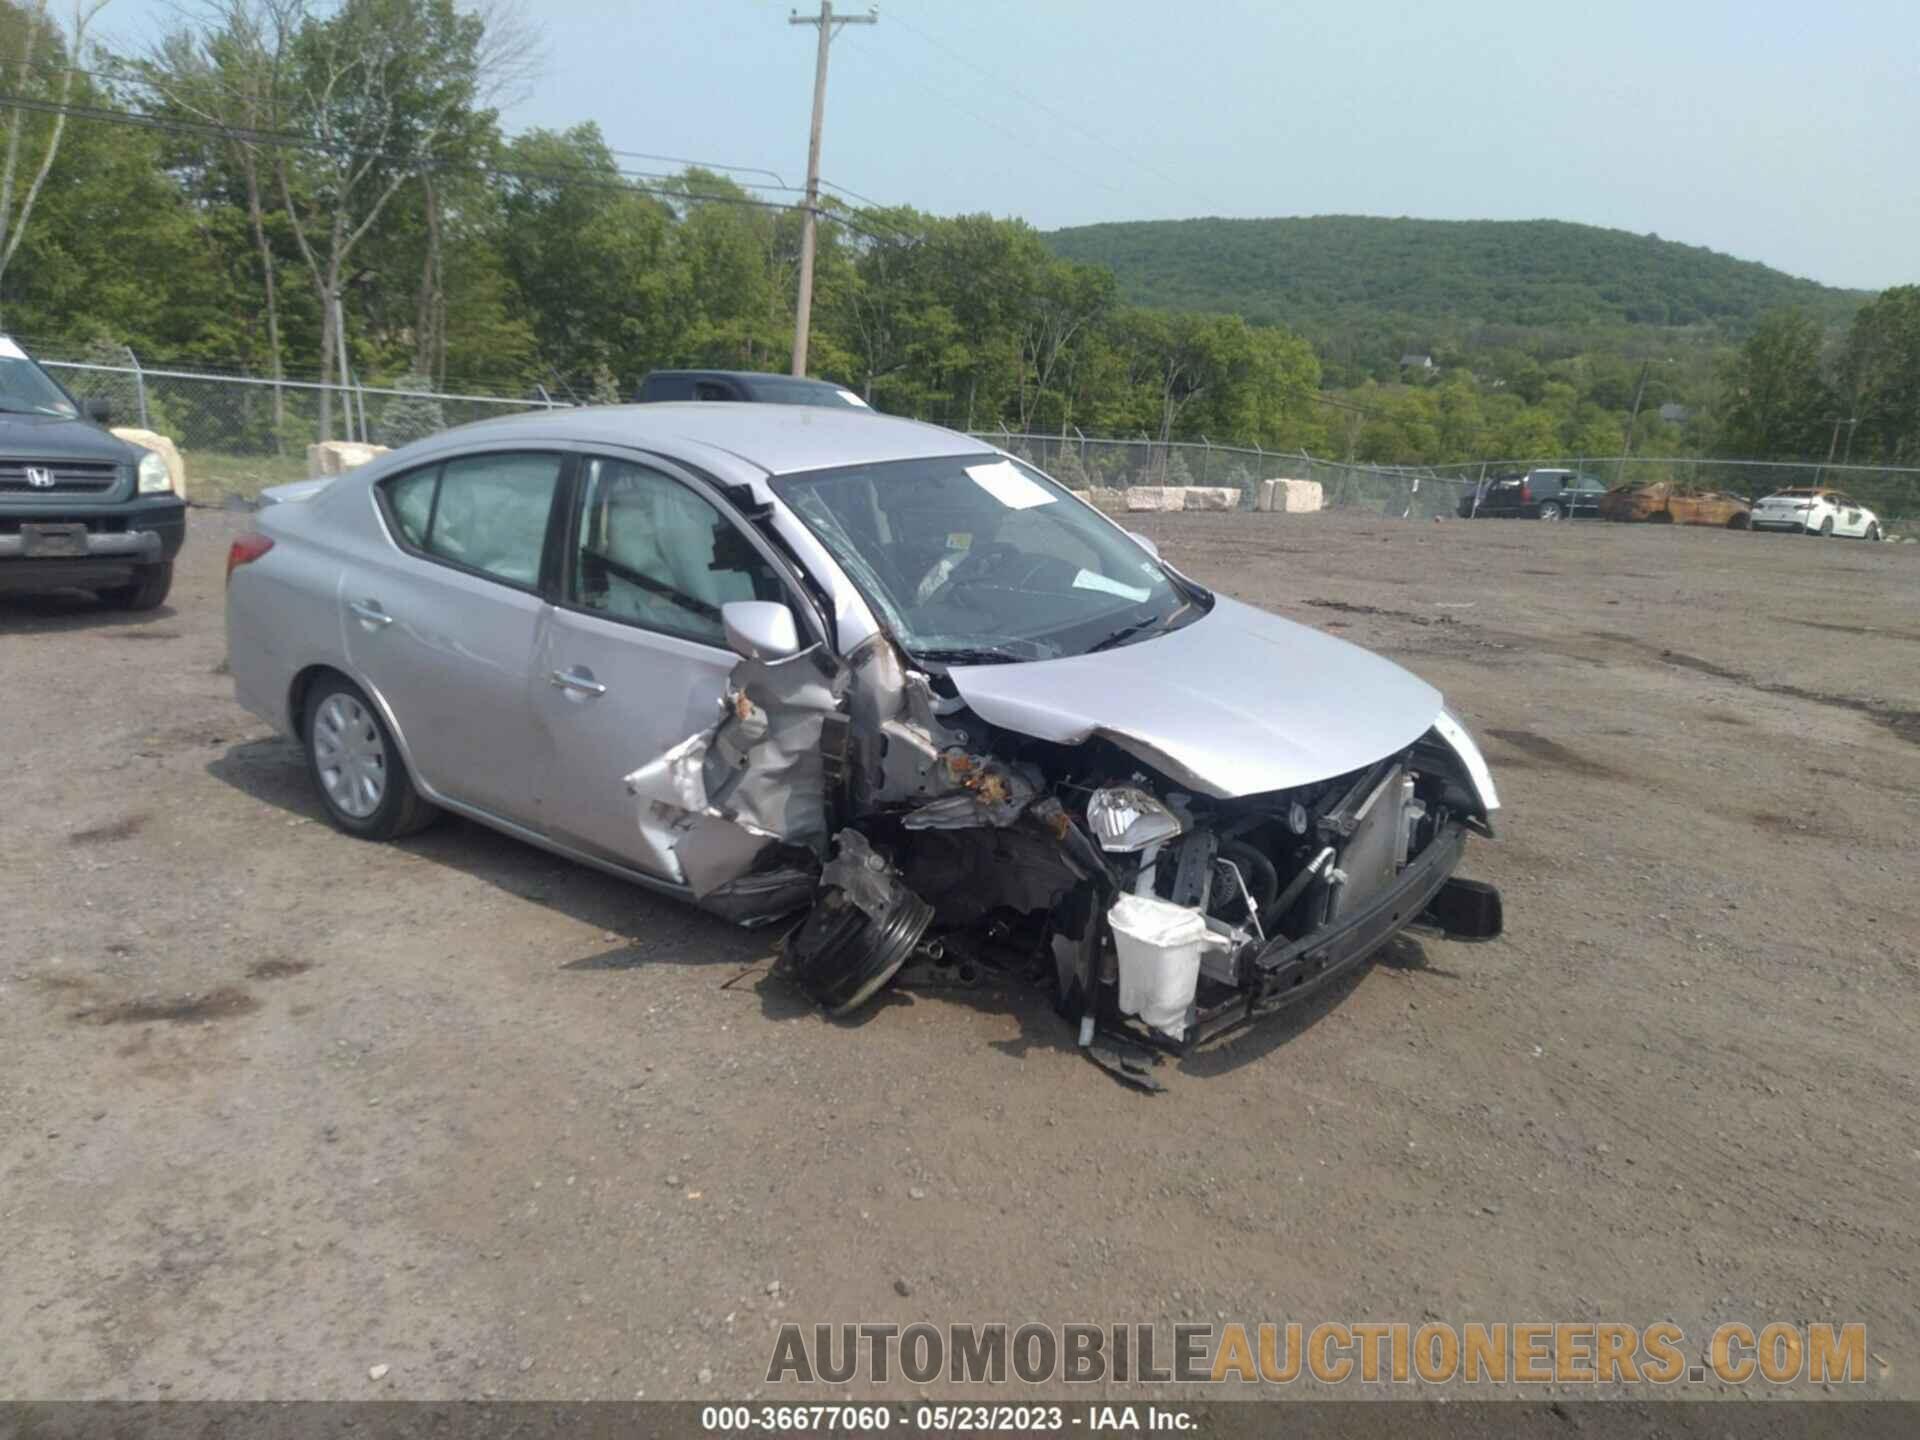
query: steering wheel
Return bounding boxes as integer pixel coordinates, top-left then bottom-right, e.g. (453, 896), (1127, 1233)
(915, 541), (1023, 607)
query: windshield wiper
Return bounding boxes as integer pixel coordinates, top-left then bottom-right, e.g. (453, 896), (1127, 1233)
(1086, 606), (1183, 653)
(911, 644), (1038, 667)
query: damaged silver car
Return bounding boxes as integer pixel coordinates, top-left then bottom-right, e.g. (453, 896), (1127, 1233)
(226, 405), (1502, 1082)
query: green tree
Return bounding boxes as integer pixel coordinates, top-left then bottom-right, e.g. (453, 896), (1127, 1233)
(1842, 286), (1920, 464)
(1717, 310), (1835, 460)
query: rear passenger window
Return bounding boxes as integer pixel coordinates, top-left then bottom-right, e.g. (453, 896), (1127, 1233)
(386, 467), (436, 547)
(379, 452), (563, 590)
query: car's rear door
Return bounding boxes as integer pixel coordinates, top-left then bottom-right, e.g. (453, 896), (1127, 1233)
(528, 451), (812, 875)
(347, 450), (568, 823)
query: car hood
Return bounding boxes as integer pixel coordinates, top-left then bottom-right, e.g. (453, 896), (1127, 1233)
(0, 412), (139, 463)
(945, 594), (1444, 799)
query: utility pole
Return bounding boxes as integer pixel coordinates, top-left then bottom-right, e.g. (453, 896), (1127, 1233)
(788, 2), (877, 377)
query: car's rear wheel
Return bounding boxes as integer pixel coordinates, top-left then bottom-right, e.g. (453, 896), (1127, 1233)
(302, 676), (437, 840)
(1728, 512), (1750, 529)
(1537, 502), (1563, 522)
(100, 560), (173, 611)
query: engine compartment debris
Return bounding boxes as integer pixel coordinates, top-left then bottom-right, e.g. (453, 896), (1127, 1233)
(624, 616), (1504, 1085)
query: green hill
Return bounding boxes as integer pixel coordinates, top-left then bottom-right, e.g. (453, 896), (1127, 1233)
(1045, 216), (1866, 341)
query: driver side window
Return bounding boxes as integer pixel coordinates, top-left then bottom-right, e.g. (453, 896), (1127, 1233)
(568, 457), (787, 646)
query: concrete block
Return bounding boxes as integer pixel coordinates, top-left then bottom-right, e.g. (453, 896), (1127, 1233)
(307, 440), (391, 478)
(1257, 477), (1323, 513)
(1124, 485), (1185, 513)
(1181, 486), (1241, 511)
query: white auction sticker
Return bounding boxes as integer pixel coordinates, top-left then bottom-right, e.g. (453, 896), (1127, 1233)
(965, 459), (1056, 510)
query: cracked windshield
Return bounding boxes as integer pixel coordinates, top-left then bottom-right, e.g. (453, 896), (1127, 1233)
(773, 454), (1203, 663)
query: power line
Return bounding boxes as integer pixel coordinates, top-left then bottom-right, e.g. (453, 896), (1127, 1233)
(0, 90), (888, 230)
(30, 61), (810, 194)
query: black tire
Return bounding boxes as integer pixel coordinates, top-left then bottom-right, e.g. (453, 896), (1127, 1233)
(1819, 517), (1835, 537)
(1866, 523), (1881, 542)
(1728, 512), (1750, 530)
(301, 675), (437, 841)
(1536, 502), (1563, 522)
(100, 560), (173, 611)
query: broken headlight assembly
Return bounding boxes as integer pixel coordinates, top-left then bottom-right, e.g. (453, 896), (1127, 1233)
(1084, 785), (1185, 853)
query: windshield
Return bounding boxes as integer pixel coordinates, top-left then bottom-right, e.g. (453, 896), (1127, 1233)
(0, 349), (79, 418)
(771, 454), (1201, 663)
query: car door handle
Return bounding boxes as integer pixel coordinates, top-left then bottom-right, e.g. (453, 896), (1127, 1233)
(549, 667), (608, 697)
(349, 599), (394, 628)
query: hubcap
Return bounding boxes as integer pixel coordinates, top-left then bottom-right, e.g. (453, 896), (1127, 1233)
(313, 693), (387, 819)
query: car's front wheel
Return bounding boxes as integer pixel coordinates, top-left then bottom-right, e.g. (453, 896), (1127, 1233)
(302, 676), (437, 840)
(1819, 517), (1835, 536)
(100, 560), (173, 611)
(1866, 523), (1881, 542)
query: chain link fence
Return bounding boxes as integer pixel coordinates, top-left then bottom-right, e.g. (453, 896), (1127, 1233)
(35, 350), (564, 498)
(978, 431), (1920, 527)
(23, 352), (1920, 526)
(974, 431), (1478, 518)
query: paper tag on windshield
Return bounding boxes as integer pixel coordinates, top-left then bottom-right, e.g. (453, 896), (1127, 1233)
(1073, 569), (1152, 604)
(966, 459), (1055, 511)
(0, 337), (26, 360)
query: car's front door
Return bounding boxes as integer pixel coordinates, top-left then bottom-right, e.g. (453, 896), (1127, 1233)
(529, 452), (812, 876)
(1831, 495), (1869, 536)
(346, 450), (568, 823)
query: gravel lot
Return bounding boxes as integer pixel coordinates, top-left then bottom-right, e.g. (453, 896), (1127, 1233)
(3, 506), (1915, 1402)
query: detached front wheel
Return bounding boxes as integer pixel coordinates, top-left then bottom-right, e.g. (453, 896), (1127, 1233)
(302, 676), (437, 840)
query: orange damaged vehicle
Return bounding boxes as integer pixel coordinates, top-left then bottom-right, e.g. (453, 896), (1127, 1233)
(1597, 481), (1751, 528)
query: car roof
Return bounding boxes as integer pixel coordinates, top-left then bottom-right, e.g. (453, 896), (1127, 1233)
(372, 402), (987, 481)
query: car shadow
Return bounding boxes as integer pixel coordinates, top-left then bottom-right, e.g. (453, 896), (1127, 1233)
(0, 590), (179, 633)
(205, 736), (769, 975)
(203, 734), (1433, 1084)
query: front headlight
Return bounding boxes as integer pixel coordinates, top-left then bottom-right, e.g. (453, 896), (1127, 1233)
(1432, 708), (1500, 816)
(1085, 786), (1185, 853)
(136, 451), (173, 495)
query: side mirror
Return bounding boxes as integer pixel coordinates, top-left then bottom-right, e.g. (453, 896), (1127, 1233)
(1127, 531), (1161, 559)
(83, 398), (112, 424)
(722, 600), (801, 662)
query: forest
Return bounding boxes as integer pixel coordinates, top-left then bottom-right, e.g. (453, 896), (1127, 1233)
(1, 0), (1915, 472)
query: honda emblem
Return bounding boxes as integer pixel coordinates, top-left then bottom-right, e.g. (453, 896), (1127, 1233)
(25, 466), (55, 488)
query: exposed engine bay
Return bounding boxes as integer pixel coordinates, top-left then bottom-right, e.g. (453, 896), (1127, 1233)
(625, 626), (1504, 1090)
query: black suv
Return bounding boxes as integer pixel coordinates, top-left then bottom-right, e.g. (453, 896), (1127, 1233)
(1457, 468), (1606, 522)
(634, 369), (870, 409)
(0, 338), (184, 609)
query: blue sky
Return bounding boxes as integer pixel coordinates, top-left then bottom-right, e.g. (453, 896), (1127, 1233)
(103, 0), (1918, 290)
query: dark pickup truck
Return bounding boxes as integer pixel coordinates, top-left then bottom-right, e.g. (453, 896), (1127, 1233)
(0, 338), (184, 609)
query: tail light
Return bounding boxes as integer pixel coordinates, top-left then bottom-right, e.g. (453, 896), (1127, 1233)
(1520, 481), (1532, 503)
(226, 532), (274, 584)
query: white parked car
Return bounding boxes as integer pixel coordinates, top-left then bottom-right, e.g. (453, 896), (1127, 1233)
(1749, 488), (1882, 539)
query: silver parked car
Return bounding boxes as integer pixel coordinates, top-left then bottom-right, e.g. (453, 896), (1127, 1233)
(226, 405), (1502, 1080)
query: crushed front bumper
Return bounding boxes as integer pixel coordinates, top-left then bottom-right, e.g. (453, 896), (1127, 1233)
(1180, 819), (1497, 1047)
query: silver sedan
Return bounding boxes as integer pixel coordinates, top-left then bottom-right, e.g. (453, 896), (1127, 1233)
(226, 405), (1502, 1077)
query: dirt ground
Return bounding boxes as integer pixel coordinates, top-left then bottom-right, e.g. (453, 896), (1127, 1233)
(3, 506), (1916, 1403)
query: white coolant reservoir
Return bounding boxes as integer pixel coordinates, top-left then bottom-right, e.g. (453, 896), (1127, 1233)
(1109, 894), (1225, 1040)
